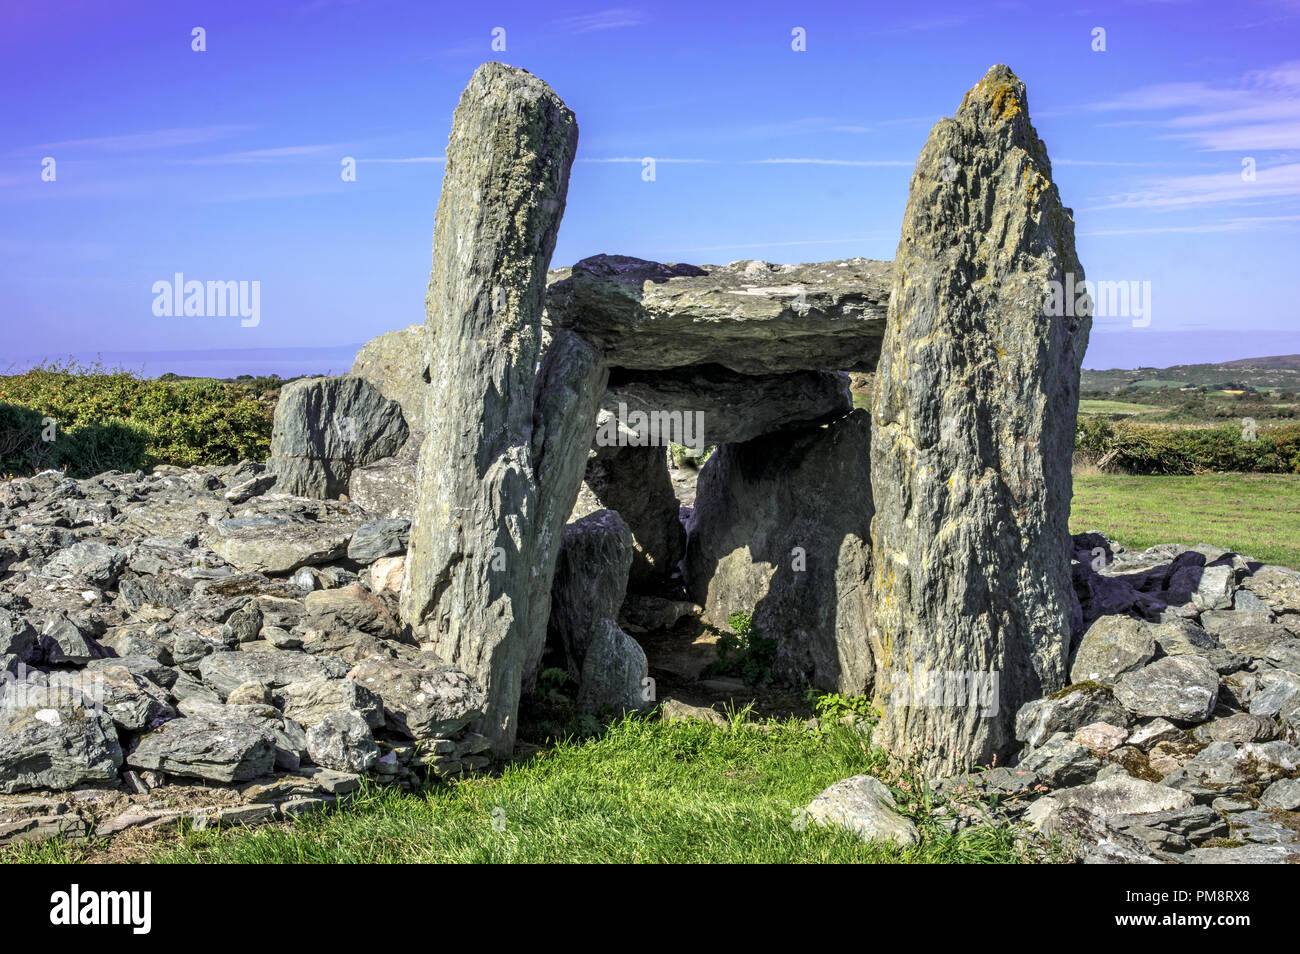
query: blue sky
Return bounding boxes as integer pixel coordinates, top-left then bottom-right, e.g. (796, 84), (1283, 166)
(2, 0), (1298, 373)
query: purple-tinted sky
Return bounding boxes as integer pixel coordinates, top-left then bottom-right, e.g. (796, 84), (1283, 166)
(1, 0), (1297, 373)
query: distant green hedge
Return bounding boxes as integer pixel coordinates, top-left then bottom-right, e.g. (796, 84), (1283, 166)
(1, 362), (273, 478)
(1077, 418), (1300, 475)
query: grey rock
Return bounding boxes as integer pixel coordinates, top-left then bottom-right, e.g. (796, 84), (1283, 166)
(399, 63), (582, 757)
(1027, 774), (1194, 830)
(1227, 809), (1300, 846)
(346, 518), (410, 565)
(547, 255), (889, 374)
(0, 611), (39, 663)
(660, 698), (727, 727)
(1260, 777), (1300, 811)
(601, 364), (852, 447)
(1113, 656), (1219, 724)
(1017, 732), (1103, 788)
(1015, 684), (1129, 750)
(1192, 712), (1278, 745)
(346, 652), (485, 739)
(1199, 609), (1273, 638)
(0, 698), (123, 794)
(1108, 804), (1228, 853)
(38, 612), (101, 665)
(1148, 619), (1218, 658)
(868, 66), (1088, 774)
(803, 774), (918, 847)
(38, 541), (126, 587)
(221, 599), (263, 644)
(266, 375), (409, 499)
(304, 583), (401, 641)
(306, 710), (379, 774)
(210, 497), (368, 574)
(1127, 718), (1182, 751)
(224, 473), (277, 504)
(347, 439), (418, 520)
(69, 664), (176, 732)
(1233, 588), (1271, 612)
(351, 323), (429, 432)
(1240, 565), (1300, 616)
(620, 594), (700, 632)
(1069, 616), (1156, 684)
(576, 619), (650, 714)
(1035, 806), (1166, 864)
(548, 510), (633, 678)
(686, 410), (874, 693)
(1186, 843), (1300, 863)
(280, 676), (384, 730)
(1249, 669), (1300, 718)
(197, 649), (344, 699)
(126, 716), (275, 783)
(226, 680), (273, 706)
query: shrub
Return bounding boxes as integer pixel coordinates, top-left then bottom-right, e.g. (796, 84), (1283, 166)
(1075, 418), (1300, 475)
(0, 360), (273, 477)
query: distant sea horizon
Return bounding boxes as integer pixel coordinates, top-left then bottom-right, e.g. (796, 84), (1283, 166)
(5, 329), (1296, 379)
(5, 344), (364, 380)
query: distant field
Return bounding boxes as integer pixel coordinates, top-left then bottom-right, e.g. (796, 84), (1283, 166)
(1071, 472), (1300, 569)
(1131, 379), (1188, 389)
(1077, 399), (1159, 417)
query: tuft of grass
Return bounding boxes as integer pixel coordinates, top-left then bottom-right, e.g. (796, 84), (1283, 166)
(1071, 472), (1300, 569)
(2, 718), (1026, 864)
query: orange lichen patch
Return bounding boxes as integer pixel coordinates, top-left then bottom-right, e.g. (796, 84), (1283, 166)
(961, 74), (1024, 123)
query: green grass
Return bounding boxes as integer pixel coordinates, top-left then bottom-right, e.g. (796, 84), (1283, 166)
(1071, 472), (1300, 569)
(3, 716), (1028, 864)
(1077, 399), (1160, 417)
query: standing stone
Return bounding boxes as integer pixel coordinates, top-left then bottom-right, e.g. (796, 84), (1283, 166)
(520, 330), (611, 687)
(400, 63), (580, 756)
(576, 619), (651, 714)
(547, 509), (634, 679)
(575, 444), (684, 591)
(685, 409), (874, 693)
(869, 65), (1091, 775)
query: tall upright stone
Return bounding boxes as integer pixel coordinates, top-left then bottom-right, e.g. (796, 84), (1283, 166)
(869, 65), (1091, 775)
(400, 63), (580, 756)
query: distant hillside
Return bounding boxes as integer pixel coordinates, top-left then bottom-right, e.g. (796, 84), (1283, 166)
(1082, 355), (1300, 393)
(1218, 354), (1300, 370)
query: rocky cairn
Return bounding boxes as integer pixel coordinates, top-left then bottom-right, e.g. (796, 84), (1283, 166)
(0, 463), (488, 844)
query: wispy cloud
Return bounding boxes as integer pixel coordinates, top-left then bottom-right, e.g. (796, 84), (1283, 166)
(1080, 213), (1300, 236)
(1088, 61), (1300, 152)
(1091, 161), (1300, 210)
(556, 8), (644, 33)
(750, 158), (911, 167)
(175, 143), (347, 165)
(19, 125), (254, 156)
(577, 156), (718, 163)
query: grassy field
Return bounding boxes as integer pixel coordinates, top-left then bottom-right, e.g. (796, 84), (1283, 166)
(1071, 472), (1300, 569)
(1077, 399), (1160, 417)
(1, 716), (1029, 864)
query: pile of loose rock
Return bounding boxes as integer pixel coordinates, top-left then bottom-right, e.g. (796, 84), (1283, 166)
(0, 462), (488, 846)
(803, 532), (1300, 864)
